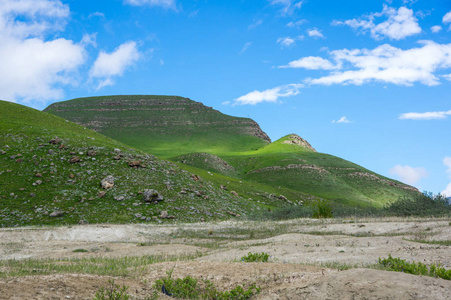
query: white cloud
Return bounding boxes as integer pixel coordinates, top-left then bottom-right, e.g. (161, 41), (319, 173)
(442, 157), (451, 197)
(124, 0), (177, 10)
(280, 56), (337, 70)
(307, 28), (324, 38)
(269, 0), (304, 15)
(248, 19), (263, 30)
(443, 11), (451, 23)
(389, 165), (428, 186)
(332, 116), (351, 123)
(240, 42), (252, 54)
(444, 74), (451, 81)
(0, 0), (85, 105)
(399, 110), (451, 120)
(89, 41), (140, 87)
(306, 41), (451, 87)
(287, 19), (307, 28)
(277, 36), (303, 47)
(334, 5), (421, 40)
(234, 84), (303, 105)
(88, 12), (105, 19)
(431, 25), (442, 33)
(81, 33), (97, 47)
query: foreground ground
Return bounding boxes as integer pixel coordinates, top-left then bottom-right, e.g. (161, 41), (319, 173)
(1, 217), (450, 299)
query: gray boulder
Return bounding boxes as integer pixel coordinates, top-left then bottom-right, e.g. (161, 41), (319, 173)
(143, 189), (164, 203)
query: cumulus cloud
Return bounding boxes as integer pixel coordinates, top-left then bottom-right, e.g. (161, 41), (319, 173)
(333, 5), (421, 40)
(0, 0), (85, 105)
(431, 25), (442, 33)
(280, 56), (337, 70)
(399, 110), (451, 120)
(124, 0), (177, 10)
(306, 41), (451, 87)
(443, 11), (451, 23)
(307, 28), (324, 38)
(332, 116), (351, 123)
(234, 84), (303, 105)
(89, 41), (140, 88)
(269, 0), (304, 15)
(389, 165), (428, 186)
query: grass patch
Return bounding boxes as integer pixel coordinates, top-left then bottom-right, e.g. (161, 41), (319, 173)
(93, 279), (129, 300)
(240, 252), (269, 263)
(378, 254), (451, 280)
(0, 254), (200, 278)
(152, 268), (260, 299)
(72, 248), (89, 253)
(405, 239), (451, 246)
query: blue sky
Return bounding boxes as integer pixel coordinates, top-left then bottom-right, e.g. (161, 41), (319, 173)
(1, 0), (451, 195)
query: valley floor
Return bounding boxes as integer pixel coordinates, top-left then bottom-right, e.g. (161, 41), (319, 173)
(1, 217), (450, 299)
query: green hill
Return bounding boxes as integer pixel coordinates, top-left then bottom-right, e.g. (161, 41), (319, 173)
(44, 96), (419, 208)
(0, 100), (289, 227)
(44, 95), (270, 158)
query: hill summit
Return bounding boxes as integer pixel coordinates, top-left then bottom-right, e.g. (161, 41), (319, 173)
(45, 95), (270, 157)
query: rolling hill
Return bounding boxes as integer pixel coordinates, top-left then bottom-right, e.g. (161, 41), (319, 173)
(1, 100), (293, 227)
(45, 95), (419, 208)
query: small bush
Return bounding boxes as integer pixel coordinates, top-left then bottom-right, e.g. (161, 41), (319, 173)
(152, 268), (260, 299)
(378, 254), (451, 280)
(73, 248), (89, 253)
(93, 279), (129, 300)
(241, 252), (269, 263)
(313, 200), (333, 219)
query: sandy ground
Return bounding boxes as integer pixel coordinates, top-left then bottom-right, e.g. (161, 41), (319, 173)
(0, 217), (450, 299)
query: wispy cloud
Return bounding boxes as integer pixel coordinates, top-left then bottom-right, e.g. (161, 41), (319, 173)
(90, 41), (140, 89)
(123, 0), (177, 10)
(332, 116), (351, 123)
(240, 42), (252, 54)
(442, 157), (451, 197)
(277, 36), (303, 48)
(248, 19), (263, 30)
(280, 56), (337, 70)
(389, 165), (428, 186)
(287, 19), (307, 28)
(269, 0), (304, 16)
(307, 28), (324, 38)
(333, 5), (421, 40)
(399, 110), (451, 120)
(233, 84), (303, 105)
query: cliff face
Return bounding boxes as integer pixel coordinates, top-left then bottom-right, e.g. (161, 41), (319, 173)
(44, 95), (271, 156)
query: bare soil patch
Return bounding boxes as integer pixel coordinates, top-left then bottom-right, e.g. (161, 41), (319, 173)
(1, 217), (450, 299)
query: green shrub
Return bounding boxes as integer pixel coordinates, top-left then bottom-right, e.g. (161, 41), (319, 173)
(384, 192), (450, 217)
(241, 252), (269, 263)
(152, 268), (260, 299)
(378, 254), (451, 280)
(313, 200), (333, 218)
(93, 279), (129, 300)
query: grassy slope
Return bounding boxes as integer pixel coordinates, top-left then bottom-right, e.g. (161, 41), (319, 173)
(0, 100), (286, 227)
(44, 95), (268, 158)
(175, 135), (418, 208)
(43, 96), (418, 209)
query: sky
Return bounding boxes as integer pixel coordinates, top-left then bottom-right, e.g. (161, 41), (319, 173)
(1, 0), (450, 196)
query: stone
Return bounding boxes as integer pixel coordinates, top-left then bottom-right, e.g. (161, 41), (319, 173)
(101, 176), (115, 189)
(48, 149), (54, 155)
(143, 189), (164, 203)
(220, 185), (227, 190)
(135, 213), (142, 218)
(128, 160), (141, 167)
(279, 195), (287, 201)
(49, 138), (62, 145)
(230, 191), (239, 196)
(49, 211), (64, 217)
(114, 148), (121, 153)
(69, 156), (81, 164)
(113, 156), (121, 160)
(160, 211), (168, 219)
(33, 180), (43, 186)
(15, 158), (23, 163)
(78, 220), (88, 225)
(98, 191), (106, 198)
(114, 196), (125, 201)
(87, 150), (97, 157)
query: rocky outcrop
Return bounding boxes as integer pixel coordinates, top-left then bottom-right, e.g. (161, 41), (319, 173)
(282, 134), (316, 152)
